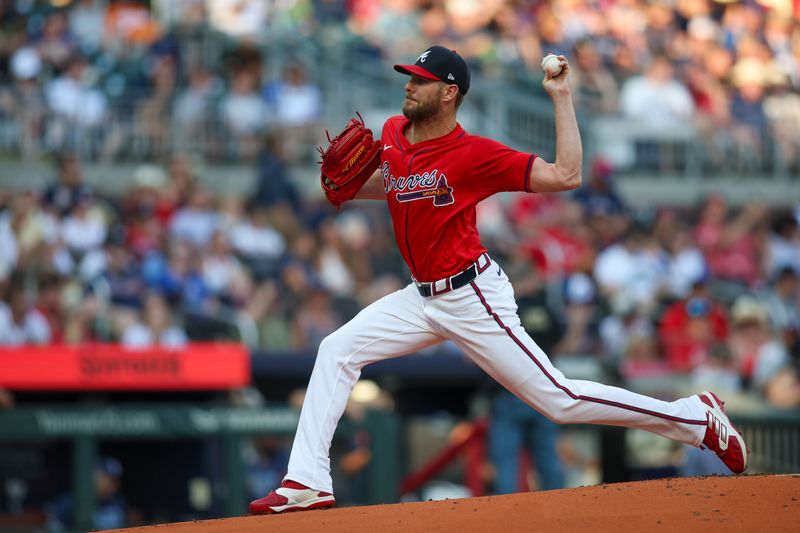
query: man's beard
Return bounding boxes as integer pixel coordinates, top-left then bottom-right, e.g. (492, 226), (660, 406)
(402, 94), (441, 122)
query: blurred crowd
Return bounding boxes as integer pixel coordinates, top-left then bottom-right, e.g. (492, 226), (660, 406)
(0, 0), (325, 161)
(0, 151), (408, 352)
(0, 1), (798, 169)
(1, 152), (799, 411)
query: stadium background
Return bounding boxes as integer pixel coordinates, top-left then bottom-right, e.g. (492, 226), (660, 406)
(0, 0), (798, 531)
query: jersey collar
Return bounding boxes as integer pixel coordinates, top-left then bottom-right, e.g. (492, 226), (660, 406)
(399, 118), (465, 152)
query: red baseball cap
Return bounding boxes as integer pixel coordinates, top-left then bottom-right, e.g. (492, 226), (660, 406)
(394, 46), (470, 95)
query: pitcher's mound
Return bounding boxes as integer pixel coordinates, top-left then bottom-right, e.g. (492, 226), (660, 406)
(114, 475), (798, 532)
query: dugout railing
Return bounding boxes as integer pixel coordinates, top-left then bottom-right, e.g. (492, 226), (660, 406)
(0, 405), (400, 532)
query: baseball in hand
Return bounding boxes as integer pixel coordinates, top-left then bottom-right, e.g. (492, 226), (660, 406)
(541, 54), (563, 77)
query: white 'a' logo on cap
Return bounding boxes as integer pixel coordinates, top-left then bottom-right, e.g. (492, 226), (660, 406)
(447, 73), (455, 80)
(418, 51), (431, 63)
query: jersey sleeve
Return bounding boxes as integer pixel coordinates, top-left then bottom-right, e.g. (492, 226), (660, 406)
(468, 136), (536, 195)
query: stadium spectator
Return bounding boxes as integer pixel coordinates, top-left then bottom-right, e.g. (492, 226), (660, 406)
(317, 216), (368, 298)
(619, 54), (695, 170)
(201, 230), (247, 301)
(552, 272), (600, 357)
(34, 272), (66, 344)
(691, 343), (742, 395)
(727, 295), (799, 408)
(665, 225), (708, 299)
(658, 280), (729, 373)
(264, 64), (323, 162)
(728, 296), (778, 381)
(572, 157), (627, 219)
(279, 231), (324, 310)
(4, 189), (59, 269)
(47, 457), (127, 531)
(0, 207), (16, 281)
(69, 0), (106, 55)
(134, 53), (177, 157)
(220, 68), (271, 159)
(514, 197), (595, 280)
(360, 0), (424, 61)
(570, 39), (618, 116)
(172, 69), (218, 153)
(44, 55), (108, 152)
(164, 155), (197, 209)
(766, 212), (800, 278)
(34, 10), (77, 72)
(0, 282), (51, 345)
(695, 196), (767, 289)
(253, 134), (300, 210)
(216, 194), (245, 234)
(620, 334), (671, 380)
(124, 196), (164, 259)
(593, 224), (669, 311)
(599, 292), (653, 366)
(763, 72), (800, 170)
(43, 153), (93, 217)
(121, 291), (188, 348)
(103, 0), (161, 49)
(80, 226), (144, 309)
(619, 54), (694, 130)
(760, 267), (800, 336)
(292, 286), (341, 351)
(729, 58), (771, 168)
(141, 240), (210, 310)
(125, 164), (172, 225)
(682, 57), (732, 169)
(206, 0), (267, 39)
(60, 191), (108, 259)
(245, 279), (292, 350)
(0, 1), (26, 68)
(168, 183), (219, 248)
(229, 203), (287, 280)
(2, 45), (46, 157)
(486, 4), (541, 73)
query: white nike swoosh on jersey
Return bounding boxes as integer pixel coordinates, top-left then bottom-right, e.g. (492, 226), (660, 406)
(383, 145), (392, 150)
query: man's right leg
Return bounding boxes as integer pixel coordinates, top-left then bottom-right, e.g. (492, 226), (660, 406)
(285, 284), (442, 494)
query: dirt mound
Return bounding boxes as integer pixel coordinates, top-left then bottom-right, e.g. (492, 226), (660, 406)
(114, 475), (798, 532)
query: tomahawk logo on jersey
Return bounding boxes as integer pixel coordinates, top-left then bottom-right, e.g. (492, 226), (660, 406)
(380, 115), (536, 282)
(395, 175), (454, 206)
(382, 164), (455, 206)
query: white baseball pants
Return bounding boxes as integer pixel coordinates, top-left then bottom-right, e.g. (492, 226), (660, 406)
(284, 257), (708, 493)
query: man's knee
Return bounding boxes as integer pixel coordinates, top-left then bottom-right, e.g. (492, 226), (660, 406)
(317, 330), (360, 371)
(318, 331), (346, 360)
(523, 397), (572, 425)
(541, 409), (566, 425)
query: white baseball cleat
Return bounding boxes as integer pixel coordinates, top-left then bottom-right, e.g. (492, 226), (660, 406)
(698, 391), (748, 474)
(249, 480), (336, 515)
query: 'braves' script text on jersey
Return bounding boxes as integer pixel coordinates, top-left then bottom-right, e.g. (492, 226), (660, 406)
(381, 115), (536, 282)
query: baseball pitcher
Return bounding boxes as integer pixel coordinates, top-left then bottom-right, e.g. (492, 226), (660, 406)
(249, 46), (747, 515)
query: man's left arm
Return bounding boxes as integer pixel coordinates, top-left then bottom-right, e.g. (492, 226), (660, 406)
(352, 168), (386, 200)
(528, 56), (583, 193)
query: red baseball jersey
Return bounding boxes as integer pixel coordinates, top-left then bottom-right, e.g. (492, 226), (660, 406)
(380, 115), (537, 282)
